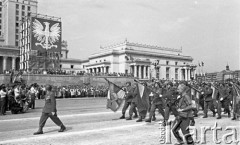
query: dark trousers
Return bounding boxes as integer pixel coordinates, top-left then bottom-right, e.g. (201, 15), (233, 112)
(149, 104), (165, 119)
(39, 112), (63, 128)
(29, 94), (35, 109)
(122, 101), (137, 116)
(204, 100), (215, 116)
(165, 104), (178, 120)
(172, 117), (194, 144)
(217, 100), (230, 117)
(0, 97), (6, 115)
(129, 102), (138, 117)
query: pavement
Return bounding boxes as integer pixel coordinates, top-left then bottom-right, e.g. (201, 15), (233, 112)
(0, 98), (239, 145)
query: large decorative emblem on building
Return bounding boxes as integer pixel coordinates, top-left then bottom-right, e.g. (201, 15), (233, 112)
(32, 19), (61, 50)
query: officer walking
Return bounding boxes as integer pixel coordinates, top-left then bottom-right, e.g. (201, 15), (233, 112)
(34, 85), (66, 135)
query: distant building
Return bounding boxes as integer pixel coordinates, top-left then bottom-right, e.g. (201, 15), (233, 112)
(82, 40), (197, 80)
(0, 0), (37, 73)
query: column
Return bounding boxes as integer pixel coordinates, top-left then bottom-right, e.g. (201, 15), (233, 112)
(185, 68), (187, 81)
(12, 57), (16, 70)
(138, 65), (142, 79)
(188, 69), (191, 80)
(179, 69), (182, 81)
(193, 69), (196, 79)
(101, 67), (104, 73)
(143, 66), (146, 79)
(104, 67), (106, 73)
(3, 56), (7, 72)
(134, 65), (137, 77)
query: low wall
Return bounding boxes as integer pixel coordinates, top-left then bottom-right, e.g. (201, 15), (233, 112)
(0, 74), (136, 86)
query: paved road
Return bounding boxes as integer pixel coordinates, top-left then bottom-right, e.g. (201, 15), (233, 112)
(0, 98), (239, 145)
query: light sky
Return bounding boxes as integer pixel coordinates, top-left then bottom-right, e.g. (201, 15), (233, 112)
(38, 0), (240, 73)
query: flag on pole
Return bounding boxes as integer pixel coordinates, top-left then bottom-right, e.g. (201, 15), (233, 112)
(105, 78), (126, 112)
(135, 83), (151, 113)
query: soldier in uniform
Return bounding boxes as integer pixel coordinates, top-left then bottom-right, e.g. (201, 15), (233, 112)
(145, 82), (165, 123)
(119, 82), (138, 119)
(216, 82), (230, 119)
(126, 82), (139, 121)
(172, 83), (194, 145)
(34, 85), (66, 135)
(202, 83), (216, 118)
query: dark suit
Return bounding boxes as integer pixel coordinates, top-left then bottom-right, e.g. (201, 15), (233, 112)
(39, 91), (63, 128)
(217, 86), (230, 117)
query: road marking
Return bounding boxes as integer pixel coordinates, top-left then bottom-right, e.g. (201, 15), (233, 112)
(0, 123), (145, 144)
(0, 111), (122, 122)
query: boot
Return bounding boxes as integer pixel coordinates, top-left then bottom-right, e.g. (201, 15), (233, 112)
(119, 114), (125, 119)
(228, 113), (231, 118)
(126, 116), (132, 120)
(133, 114), (138, 118)
(152, 115), (156, 121)
(136, 117), (143, 122)
(145, 117), (151, 123)
(217, 116), (221, 119)
(59, 124), (66, 132)
(213, 112), (216, 117)
(33, 127), (43, 135)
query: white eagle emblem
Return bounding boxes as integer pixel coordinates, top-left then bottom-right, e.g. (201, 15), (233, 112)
(32, 19), (61, 50)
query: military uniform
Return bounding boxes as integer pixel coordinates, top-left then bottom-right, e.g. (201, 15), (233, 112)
(34, 86), (66, 135)
(202, 85), (216, 118)
(172, 87), (194, 145)
(120, 85), (138, 119)
(126, 85), (139, 120)
(216, 84), (230, 119)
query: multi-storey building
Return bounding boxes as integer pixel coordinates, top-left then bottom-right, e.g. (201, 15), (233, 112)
(0, 0), (37, 73)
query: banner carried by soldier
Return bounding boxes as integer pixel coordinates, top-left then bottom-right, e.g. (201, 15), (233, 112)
(105, 78), (126, 112)
(232, 83), (240, 117)
(135, 82), (151, 113)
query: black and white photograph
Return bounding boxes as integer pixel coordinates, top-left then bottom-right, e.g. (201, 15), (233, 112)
(0, 0), (239, 144)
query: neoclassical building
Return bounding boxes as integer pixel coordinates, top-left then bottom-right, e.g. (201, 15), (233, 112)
(82, 40), (197, 81)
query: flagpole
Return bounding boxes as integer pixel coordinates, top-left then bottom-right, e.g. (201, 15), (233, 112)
(104, 78), (126, 91)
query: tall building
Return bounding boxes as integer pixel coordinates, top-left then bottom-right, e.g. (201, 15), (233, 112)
(0, 0), (37, 73)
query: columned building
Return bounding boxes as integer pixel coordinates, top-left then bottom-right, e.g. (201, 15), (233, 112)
(82, 40), (197, 81)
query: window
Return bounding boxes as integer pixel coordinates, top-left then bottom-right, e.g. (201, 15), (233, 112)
(27, 6), (31, 11)
(0, 25), (1, 29)
(15, 41), (18, 46)
(27, 12), (31, 17)
(0, 7), (2, 11)
(16, 4), (19, 9)
(70, 65), (74, 69)
(22, 11), (25, 16)
(16, 23), (19, 27)
(175, 62), (178, 66)
(166, 67), (170, 80)
(166, 61), (169, 65)
(0, 2), (2, 5)
(60, 65), (62, 69)
(0, 31), (1, 36)
(16, 35), (19, 39)
(16, 29), (19, 33)
(16, 10), (19, 15)
(22, 5), (25, 10)
(175, 68), (178, 80)
(16, 16), (19, 21)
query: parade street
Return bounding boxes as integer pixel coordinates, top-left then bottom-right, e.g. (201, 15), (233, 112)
(0, 98), (239, 145)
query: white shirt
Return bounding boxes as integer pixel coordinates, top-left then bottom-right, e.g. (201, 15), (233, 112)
(14, 88), (20, 97)
(0, 90), (7, 98)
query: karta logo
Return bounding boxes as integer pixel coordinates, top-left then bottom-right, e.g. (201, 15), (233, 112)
(32, 19), (61, 50)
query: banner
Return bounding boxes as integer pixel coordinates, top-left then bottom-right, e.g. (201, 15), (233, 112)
(136, 83), (151, 113)
(105, 79), (126, 112)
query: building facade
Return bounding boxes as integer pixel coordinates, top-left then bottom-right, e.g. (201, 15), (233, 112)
(0, 0), (37, 73)
(82, 40), (197, 80)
